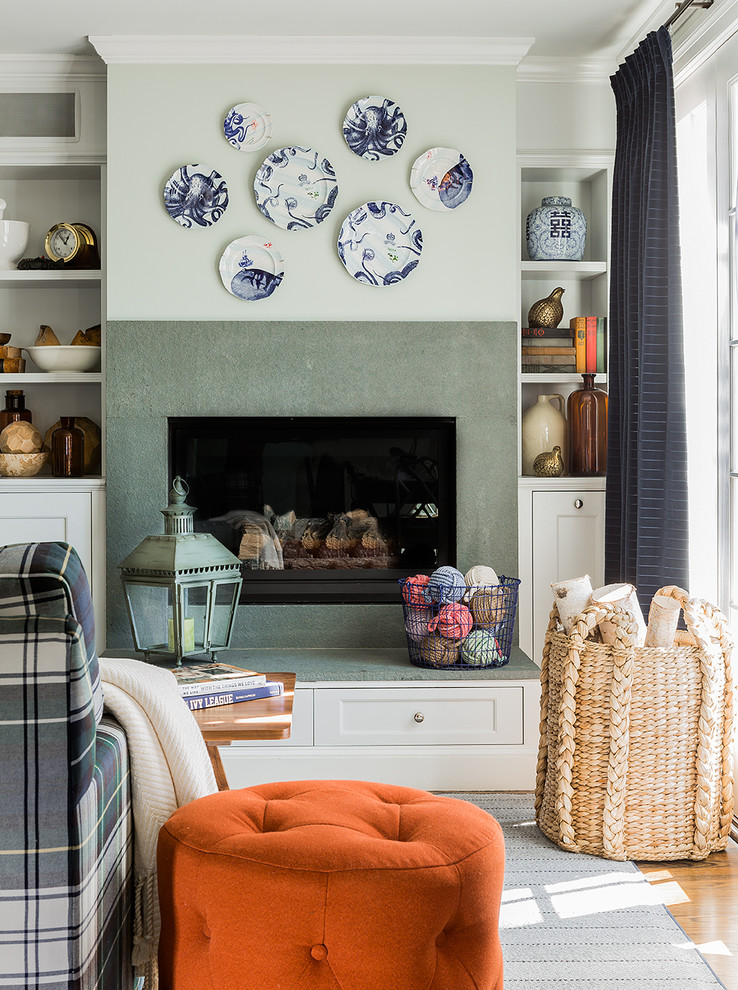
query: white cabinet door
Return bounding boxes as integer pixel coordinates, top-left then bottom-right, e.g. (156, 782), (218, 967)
(0, 490), (93, 580)
(531, 489), (605, 663)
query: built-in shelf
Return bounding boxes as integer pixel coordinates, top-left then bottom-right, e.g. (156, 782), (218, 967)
(517, 475), (606, 490)
(0, 373), (102, 384)
(521, 373), (607, 385)
(0, 476), (105, 490)
(520, 261), (607, 280)
(0, 270), (102, 287)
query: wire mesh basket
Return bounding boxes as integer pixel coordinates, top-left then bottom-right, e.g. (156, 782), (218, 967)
(399, 576), (520, 669)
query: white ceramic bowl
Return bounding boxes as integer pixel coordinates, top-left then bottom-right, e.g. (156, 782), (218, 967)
(24, 345), (101, 373)
(0, 451), (49, 477)
(0, 220), (30, 271)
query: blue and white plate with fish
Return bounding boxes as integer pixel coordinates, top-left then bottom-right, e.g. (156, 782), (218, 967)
(342, 95), (407, 161)
(410, 148), (473, 211)
(254, 146), (338, 230)
(337, 201), (422, 287)
(219, 236), (284, 301)
(223, 102), (272, 152)
(163, 163), (229, 228)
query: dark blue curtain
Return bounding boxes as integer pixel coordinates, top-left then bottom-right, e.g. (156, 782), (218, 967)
(606, 26), (689, 605)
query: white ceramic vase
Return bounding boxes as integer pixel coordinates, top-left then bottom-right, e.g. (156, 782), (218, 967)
(521, 394), (567, 475)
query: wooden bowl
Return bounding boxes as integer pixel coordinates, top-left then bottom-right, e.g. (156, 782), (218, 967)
(0, 451), (49, 477)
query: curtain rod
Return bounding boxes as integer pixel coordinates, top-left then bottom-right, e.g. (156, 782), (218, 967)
(663, 0), (714, 31)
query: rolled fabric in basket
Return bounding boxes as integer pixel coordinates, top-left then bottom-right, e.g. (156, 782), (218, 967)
(644, 593), (681, 648)
(591, 582), (647, 646)
(550, 574), (593, 633)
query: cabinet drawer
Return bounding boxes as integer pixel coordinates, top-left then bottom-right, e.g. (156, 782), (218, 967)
(314, 687), (523, 747)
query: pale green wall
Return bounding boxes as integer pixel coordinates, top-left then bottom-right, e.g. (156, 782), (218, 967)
(106, 63), (517, 322)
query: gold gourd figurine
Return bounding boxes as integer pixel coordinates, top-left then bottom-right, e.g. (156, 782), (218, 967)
(533, 445), (565, 477)
(528, 287), (565, 329)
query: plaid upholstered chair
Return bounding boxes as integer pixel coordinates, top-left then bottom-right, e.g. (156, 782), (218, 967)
(0, 542), (135, 990)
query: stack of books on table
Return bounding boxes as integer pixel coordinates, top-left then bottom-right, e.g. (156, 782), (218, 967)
(521, 326), (576, 373)
(569, 316), (607, 373)
(170, 662), (284, 712)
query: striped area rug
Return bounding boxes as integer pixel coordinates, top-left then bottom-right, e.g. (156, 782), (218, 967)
(444, 792), (725, 989)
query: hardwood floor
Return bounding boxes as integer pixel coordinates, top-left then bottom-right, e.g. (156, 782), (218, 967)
(636, 835), (738, 989)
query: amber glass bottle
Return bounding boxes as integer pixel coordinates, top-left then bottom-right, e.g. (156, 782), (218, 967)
(51, 417), (84, 477)
(567, 374), (608, 476)
(0, 390), (32, 431)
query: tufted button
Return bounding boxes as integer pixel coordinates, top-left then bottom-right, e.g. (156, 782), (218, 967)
(311, 943), (328, 961)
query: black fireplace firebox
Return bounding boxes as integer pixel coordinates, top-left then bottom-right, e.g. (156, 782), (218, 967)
(168, 416), (456, 603)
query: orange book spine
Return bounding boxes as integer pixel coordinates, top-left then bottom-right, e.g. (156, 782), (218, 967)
(570, 317), (587, 373)
(585, 317), (597, 373)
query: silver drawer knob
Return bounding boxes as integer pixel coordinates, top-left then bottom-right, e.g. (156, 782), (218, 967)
(574, 499), (583, 509)
(414, 712), (425, 723)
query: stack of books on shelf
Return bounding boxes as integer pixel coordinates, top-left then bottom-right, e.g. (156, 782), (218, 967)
(521, 326), (576, 373)
(569, 316), (607, 373)
(171, 662), (284, 712)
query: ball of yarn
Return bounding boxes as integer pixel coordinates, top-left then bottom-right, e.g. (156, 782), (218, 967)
(404, 606), (433, 643)
(419, 632), (460, 667)
(470, 587), (509, 626)
(461, 628), (503, 667)
(464, 564), (499, 596)
(428, 566), (466, 604)
(428, 602), (473, 640)
(402, 573), (432, 605)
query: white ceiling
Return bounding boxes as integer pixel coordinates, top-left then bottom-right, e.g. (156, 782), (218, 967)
(0, 0), (699, 61)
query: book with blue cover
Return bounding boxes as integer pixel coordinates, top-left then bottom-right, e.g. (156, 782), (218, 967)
(184, 680), (284, 711)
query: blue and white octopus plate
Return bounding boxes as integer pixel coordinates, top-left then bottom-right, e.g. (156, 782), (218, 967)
(219, 235), (284, 301)
(337, 201), (422, 287)
(410, 147), (473, 211)
(163, 163), (229, 228)
(253, 146), (338, 230)
(342, 95), (407, 161)
(223, 101), (272, 152)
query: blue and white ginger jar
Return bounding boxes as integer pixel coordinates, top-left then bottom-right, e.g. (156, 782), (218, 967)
(525, 196), (586, 261)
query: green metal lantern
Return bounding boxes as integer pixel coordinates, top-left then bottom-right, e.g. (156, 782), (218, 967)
(119, 477), (243, 664)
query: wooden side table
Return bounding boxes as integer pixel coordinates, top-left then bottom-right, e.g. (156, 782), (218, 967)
(189, 673), (295, 790)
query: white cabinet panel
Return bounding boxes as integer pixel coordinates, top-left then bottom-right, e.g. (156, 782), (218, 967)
(314, 686), (523, 747)
(0, 491), (92, 572)
(531, 489), (605, 663)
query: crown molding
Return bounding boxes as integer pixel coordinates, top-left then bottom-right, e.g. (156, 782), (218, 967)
(0, 54), (106, 82)
(516, 56), (617, 83)
(88, 34), (534, 65)
(516, 150), (615, 169)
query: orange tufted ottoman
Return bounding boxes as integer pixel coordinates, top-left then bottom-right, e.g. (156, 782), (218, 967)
(157, 779), (505, 990)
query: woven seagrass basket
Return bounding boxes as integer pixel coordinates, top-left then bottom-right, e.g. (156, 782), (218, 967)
(535, 585), (735, 861)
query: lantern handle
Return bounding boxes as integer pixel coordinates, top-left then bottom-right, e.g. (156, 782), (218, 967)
(170, 476), (190, 504)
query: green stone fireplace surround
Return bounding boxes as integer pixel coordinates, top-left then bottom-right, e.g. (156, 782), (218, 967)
(105, 319), (517, 650)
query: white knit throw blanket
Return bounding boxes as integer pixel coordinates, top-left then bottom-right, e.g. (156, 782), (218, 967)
(99, 657), (218, 988)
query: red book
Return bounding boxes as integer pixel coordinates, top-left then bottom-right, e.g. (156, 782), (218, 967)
(585, 317), (597, 373)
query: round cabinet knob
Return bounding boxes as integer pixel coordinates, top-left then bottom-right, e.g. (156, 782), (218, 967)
(574, 499), (584, 509)
(413, 712), (425, 723)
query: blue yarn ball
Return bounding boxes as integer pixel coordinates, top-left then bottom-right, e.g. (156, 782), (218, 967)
(428, 565), (466, 604)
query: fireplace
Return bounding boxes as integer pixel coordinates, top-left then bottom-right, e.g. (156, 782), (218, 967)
(169, 416), (456, 604)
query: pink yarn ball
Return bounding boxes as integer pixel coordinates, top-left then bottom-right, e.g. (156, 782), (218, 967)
(402, 573), (431, 605)
(428, 602), (473, 640)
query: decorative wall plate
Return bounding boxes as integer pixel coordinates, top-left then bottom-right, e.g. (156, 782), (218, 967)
(219, 235), (284, 301)
(342, 95), (407, 161)
(223, 102), (272, 152)
(163, 163), (229, 228)
(410, 148), (473, 211)
(254, 146), (338, 230)
(337, 201), (422, 287)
